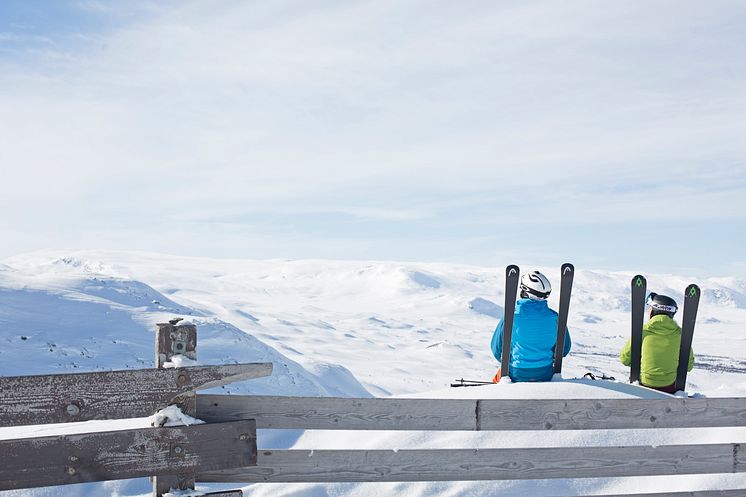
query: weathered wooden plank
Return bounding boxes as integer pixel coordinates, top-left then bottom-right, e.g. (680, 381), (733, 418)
(0, 363), (272, 427)
(185, 487), (746, 497)
(199, 444), (742, 483)
(178, 486), (746, 497)
(572, 491), (746, 497)
(196, 395), (746, 431)
(165, 491), (242, 497)
(198, 492), (243, 497)
(479, 397), (746, 430)
(196, 395), (477, 430)
(0, 420), (257, 491)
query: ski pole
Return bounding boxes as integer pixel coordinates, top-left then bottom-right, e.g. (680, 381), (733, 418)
(450, 378), (493, 387)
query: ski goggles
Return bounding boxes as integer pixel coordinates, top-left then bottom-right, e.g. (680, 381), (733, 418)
(645, 295), (678, 314)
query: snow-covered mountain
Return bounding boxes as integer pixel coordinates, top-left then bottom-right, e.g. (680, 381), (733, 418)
(0, 254), (367, 399)
(2, 250), (746, 497)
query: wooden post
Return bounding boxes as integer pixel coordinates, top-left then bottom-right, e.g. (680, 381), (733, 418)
(153, 318), (198, 497)
(156, 318), (198, 368)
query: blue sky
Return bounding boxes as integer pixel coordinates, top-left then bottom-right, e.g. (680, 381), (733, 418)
(1, 1), (746, 277)
(1, 1), (105, 37)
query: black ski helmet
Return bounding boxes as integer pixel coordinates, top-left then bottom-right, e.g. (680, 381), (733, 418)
(646, 292), (678, 318)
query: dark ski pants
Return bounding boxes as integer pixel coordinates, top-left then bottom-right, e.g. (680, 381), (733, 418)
(643, 382), (677, 394)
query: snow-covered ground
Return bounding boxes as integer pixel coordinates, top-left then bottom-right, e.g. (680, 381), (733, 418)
(2, 250), (746, 496)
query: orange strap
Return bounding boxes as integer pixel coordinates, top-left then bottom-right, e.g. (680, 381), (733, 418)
(492, 367), (502, 383)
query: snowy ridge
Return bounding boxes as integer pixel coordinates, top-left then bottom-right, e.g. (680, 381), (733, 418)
(0, 256), (362, 399)
(1, 250), (746, 496)
(3, 250), (746, 395)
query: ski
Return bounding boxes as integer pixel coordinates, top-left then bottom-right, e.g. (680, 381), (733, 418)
(553, 262), (574, 374)
(500, 265), (520, 381)
(450, 378), (493, 388)
(674, 283), (700, 392)
(630, 274), (647, 384)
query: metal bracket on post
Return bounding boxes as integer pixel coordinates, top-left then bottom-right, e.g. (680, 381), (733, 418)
(156, 318), (197, 368)
(153, 318), (198, 497)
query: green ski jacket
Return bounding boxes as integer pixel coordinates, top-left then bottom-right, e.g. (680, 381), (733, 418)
(620, 314), (694, 387)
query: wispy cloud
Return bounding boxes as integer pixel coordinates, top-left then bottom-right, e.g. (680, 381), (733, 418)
(1, 0), (745, 273)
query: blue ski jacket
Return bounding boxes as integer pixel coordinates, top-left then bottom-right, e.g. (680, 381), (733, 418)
(491, 298), (571, 382)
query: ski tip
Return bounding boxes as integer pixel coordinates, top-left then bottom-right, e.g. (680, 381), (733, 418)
(561, 263), (574, 275)
(632, 274), (646, 288)
(685, 284), (700, 299)
(506, 265), (519, 277)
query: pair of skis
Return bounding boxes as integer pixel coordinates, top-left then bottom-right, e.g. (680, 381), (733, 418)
(629, 275), (700, 392)
(499, 263), (574, 380)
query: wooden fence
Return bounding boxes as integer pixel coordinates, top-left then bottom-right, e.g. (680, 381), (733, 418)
(195, 394), (746, 495)
(2, 321), (745, 497)
(0, 319), (270, 497)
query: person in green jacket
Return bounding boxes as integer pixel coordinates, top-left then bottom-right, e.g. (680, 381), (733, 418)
(620, 292), (694, 393)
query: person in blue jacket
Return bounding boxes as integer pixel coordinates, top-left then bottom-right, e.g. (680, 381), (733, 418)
(490, 270), (571, 382)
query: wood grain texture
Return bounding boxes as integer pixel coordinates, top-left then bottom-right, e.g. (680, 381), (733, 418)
(0, 363), (272, 427)
(188, 489), (746, 497)
(156, 322), (197, 368)
(0, 420), (257, 491)
(573, 491), (746, 497)
(479, 397), (746, 430)
(196, 395), (746, 431)
(154, 321), (198, 497)
(198, 444), (743, 483)
(197, 395), (476, 430)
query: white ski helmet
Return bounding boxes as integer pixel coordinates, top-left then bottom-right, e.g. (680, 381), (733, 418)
(520, 270), (552, 300)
